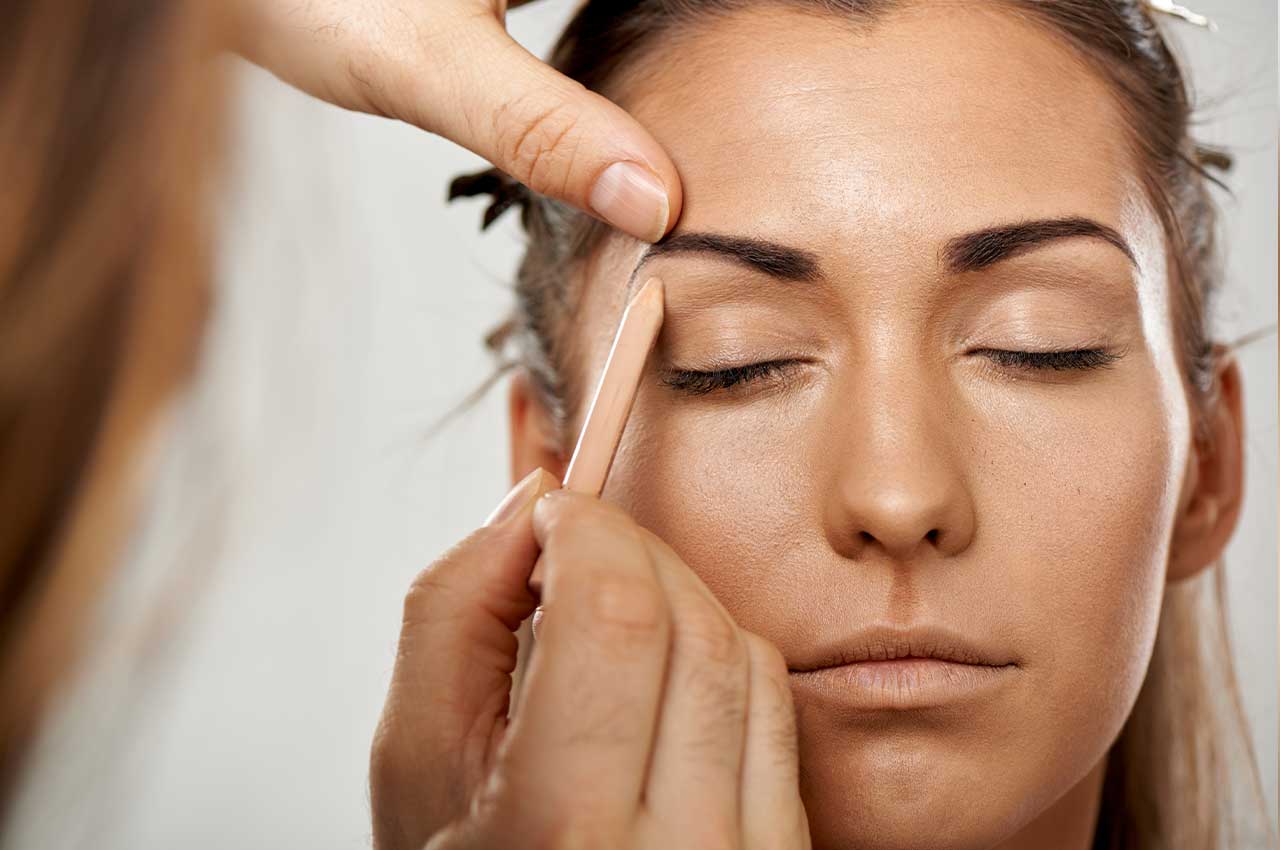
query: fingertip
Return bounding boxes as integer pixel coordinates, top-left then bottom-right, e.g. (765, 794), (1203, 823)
(485, 468), (544, 527)
(530, 486), (577, 540)
(587, 160), (673, 243)
(531, 487), (622, 524)
(654, 158), (683, 240)
(622, 129), (682, 242)
(531, 467), (561, 497)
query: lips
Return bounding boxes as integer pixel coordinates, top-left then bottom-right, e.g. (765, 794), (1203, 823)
(786, 622), (1017, 672)
(785, 622), (1019, 710)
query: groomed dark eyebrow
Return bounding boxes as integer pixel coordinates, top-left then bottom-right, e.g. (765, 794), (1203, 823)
(941, 217), (1135, 273)
(629, 232), (822, 290)
(627, 217), (1134, 292)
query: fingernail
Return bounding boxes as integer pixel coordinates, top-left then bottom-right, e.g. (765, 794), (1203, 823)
(589, 161), (670, 243)
(485, 469), (547, 527)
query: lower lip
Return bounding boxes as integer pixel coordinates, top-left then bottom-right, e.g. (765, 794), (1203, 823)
(788, 658), (1016, 710)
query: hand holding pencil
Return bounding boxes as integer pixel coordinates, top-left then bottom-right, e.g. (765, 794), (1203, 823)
(368, 276), (810, 850)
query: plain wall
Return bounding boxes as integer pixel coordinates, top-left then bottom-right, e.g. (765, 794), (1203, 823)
(5, 1), (1274, 848)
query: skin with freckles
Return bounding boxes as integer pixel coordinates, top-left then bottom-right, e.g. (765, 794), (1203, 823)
(509, 5), (1245, 849)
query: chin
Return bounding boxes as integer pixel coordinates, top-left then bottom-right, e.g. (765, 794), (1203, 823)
(796, 718), (1033, 850)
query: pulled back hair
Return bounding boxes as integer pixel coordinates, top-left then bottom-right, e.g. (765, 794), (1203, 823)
(449, 1), (1271, 847)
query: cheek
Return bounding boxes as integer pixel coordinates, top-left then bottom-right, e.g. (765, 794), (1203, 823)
(975, 365), (1180, 670)
(602, 384), (819, 611)
(965, 357), (1188, 796)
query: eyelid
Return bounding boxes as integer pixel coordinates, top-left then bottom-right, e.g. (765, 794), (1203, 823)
(970, 346), (1127, 373)
(661, 358), (807, 395)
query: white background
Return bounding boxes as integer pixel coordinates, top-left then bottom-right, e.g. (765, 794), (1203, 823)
(6, 1), (1275, 848)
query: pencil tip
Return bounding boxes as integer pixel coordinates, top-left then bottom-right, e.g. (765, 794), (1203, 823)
(636, 275), (665, 306)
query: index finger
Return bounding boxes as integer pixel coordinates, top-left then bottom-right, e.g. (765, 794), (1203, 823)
(498, 491), (673, 825)
(371, 469), (556, 845)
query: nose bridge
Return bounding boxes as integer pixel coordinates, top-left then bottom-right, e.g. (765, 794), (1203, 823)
(823, 344), (975, 562)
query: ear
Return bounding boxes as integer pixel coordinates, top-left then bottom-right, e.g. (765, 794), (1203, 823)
(1167, 351), (1246, 583)
(508, 369), (568, 484)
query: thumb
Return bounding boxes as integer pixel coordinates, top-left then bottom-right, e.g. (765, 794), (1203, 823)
(421, 17), (682, 242)
(240, 2), (681, 242)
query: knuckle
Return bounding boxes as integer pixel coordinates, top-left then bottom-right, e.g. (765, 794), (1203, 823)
(402, 559), (460, 629)
(343, 51), (387, 115)
(340, 20), (424, 123)
(467, 771), (528, 837)
(679, 605), (746, 667)
(407, 558), (447, 597)
(492, 94), (582, 192)
(464, 769), (601, 850)
(400, 527), (494, 625)
(579, 573), (669, 646)
(402, 565), (449, 625)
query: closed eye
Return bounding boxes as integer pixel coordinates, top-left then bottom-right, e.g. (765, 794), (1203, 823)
(973, 348), (1123, 371)
(662, 349), (1120, 397)
(662, 359), (800, 395)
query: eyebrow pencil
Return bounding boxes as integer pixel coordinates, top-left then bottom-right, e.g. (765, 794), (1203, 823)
(528, 276), (666, 593)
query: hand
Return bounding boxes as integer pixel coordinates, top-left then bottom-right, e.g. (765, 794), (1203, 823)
(370, 469), (811, 850)
(237, 0), (682, 242)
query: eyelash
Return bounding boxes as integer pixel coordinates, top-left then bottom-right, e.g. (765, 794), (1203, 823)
(663, 360), (797, 395)
(970, 348), (1122, 372)
(663, 349), (1121, 395)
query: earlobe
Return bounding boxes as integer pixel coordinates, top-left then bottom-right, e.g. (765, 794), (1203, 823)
(508, 369), (568, 485)
(1166, 352), (1246, 583)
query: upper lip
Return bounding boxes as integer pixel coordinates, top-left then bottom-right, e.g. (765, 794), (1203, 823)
(786, 622), (1017, 672)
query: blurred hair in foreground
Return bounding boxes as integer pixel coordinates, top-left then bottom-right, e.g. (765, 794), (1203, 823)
(0, 0), (224, 811)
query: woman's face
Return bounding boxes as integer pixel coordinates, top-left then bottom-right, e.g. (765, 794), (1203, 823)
(552, 6), (1197, 848)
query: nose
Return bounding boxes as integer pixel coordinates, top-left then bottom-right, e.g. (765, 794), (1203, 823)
(823, 367), (976, 562)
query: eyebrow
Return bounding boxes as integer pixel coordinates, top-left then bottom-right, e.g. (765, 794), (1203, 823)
(629, 232), (822, 290)
(940, 217), (1135, 273)
(627, 216), (1135, 289)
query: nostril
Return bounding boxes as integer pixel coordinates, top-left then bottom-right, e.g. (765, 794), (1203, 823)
(859, 530), (875, 544)
(925, 528), (940, 544)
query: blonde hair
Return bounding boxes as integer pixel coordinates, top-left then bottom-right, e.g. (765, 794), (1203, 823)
(1099, 562), (1274, 847)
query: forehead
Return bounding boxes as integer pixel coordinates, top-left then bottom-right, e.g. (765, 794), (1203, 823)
(609, 3), (1140, 259)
